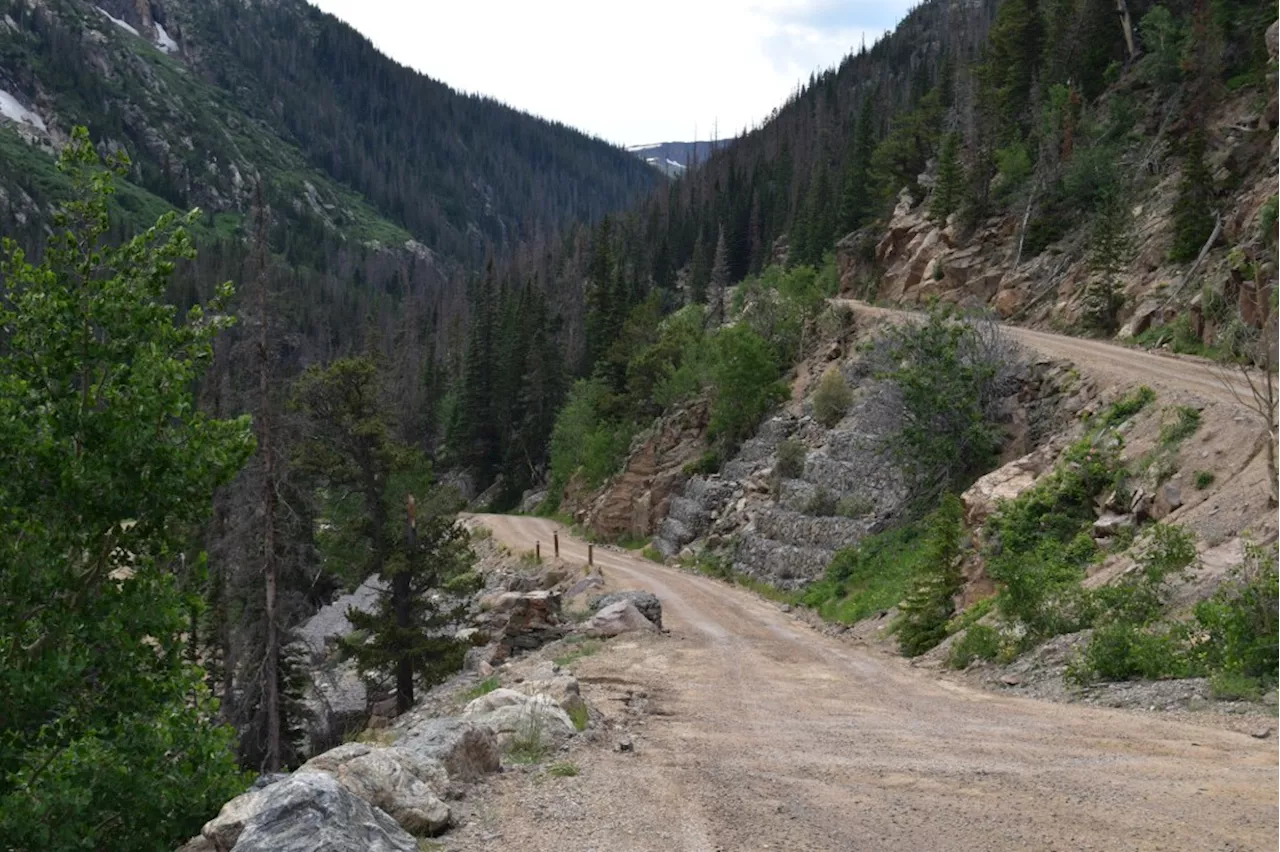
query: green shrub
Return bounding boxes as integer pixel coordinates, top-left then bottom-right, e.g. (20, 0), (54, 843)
(948, 624), (1002, 669)
(1070, 621), (1189, 683)
(1209, 671), (1264, 701)
(804, 486), (839, 517)
(1158, 405), (1202, 447)
(553, 639), (602, 668)
(873, 304), (1011, 509)
(775, 439), (807, 478)
(837, 495), (875, 518)
(506, 713), (550, 764)
(812, 368), (854, 427)
(1191, 542), (1278, 684)
(683, 450), (721, 476)
(567, 703), (589, 731)
(1137, 5), (1184, 86)
(947, 596), (996, 635)
(986, 437), (1122, 636)
(1193, 470), (1215, 489)
(548, 378), (635, 495)
(707, 324), (788, 451)
(1094, 386), (1156, 428)
(896, 496), (966, 657)
(802, 520), (930, 624)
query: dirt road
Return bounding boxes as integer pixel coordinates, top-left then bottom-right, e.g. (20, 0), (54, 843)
(467, 514), (1277, 852)
(838, 299), (1271, 409)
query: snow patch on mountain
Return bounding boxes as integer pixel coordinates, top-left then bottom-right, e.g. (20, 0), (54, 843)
(0, 89), (46, 133)
(155, 22), (178, 53)
(96, 6), (139, 37)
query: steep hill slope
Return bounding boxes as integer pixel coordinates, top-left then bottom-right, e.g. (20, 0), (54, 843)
(0, 0), (657, 266)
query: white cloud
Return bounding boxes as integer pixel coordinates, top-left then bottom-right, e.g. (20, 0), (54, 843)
(306, 0), (912, 146)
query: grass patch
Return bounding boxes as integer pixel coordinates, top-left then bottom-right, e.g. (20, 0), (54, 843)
(1193, 470), (1215, 490)
(463, 676), (500, 701)
(1209, 671), (1264, 701)
(553, 639), (602, 668)
(686, 552), (801, 605)
(641, 545), (665, 563)
(1093, 386), (1156, 428)
(547, 761), (580, 777)
(801, 523), (930, 624)
(1158, 406), (1202, 447)
(567, 703), (589, 731)
(506, 714), (550, 765)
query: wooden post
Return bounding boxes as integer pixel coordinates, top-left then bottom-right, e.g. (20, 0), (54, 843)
(588, 544), (594, 567)
(536, 541), (541, 561)
(553, 532), (559, 558)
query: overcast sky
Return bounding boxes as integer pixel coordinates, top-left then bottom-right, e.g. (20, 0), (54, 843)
(306, 1), (914, 147)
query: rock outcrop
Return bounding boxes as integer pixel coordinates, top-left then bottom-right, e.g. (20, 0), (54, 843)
(462, 689), (578, 745)
(582, 400), (710, 539)
(300, 744), (451, 836)
(588, 590), (663, 629)
(584, 600), (661, 638)
(226, 773), (418, 852)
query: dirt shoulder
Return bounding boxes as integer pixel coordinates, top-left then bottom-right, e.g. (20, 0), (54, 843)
(445, 515), (1277, 852)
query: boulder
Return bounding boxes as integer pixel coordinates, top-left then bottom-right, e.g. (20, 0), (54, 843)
(300, 744), (450, 836)
(394, 718), (501, 783)
(201, 786), (266, 852)
(230, 772), (417, 852)
(961, 452), (1048, 526)
(513, 675), (587, 718)
(583, 600), (660, 638)
(588, 590), (663, 629)
(1153, 482), (1183, 519)
(494, 590), (565, 658)
(1093, 512), (1135, 537)
(462, 689), (577, 744)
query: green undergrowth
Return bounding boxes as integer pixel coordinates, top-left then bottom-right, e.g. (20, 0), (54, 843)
(800, 523), (931, 624)
(685, 551), (801, 605)
(463, 676), (500, 701)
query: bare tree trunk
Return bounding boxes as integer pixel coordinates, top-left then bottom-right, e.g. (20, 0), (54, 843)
(254, 186), (282, 773)
(1116, 0), (1138, 62)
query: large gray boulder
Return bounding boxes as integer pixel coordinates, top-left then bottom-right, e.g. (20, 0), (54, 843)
(589, 590), (662, 628)
(230, 772), (416, 852)
(583, 600), (660, 638)
(461, 689), (577, 746)
(300, 744), (451, 836)
(395, 718), (501, 783)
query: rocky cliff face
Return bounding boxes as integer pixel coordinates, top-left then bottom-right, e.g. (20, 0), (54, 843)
(838, 66), (1279, 344)
(644, 323), (1084, 588)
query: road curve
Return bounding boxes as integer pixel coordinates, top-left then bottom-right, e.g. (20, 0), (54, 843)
(469, 513), (1278, 852)
(837, 299), (1271, 409)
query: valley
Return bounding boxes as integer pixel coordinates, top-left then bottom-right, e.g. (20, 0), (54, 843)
(1, 0), (1277, 849)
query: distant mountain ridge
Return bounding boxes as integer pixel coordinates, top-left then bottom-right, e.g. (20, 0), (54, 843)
(0, 0), (659, 268)
(627, 140), (733, 176)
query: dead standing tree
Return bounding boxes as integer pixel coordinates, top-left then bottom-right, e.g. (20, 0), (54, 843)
(1213, 199), (1280, 504)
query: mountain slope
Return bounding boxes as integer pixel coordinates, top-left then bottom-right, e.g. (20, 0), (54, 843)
(0, 0), (658, 266)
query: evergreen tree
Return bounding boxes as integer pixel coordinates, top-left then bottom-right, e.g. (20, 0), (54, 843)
(344, 495), (476, 712)
(291, 356), (432, 712)
(688, 227), (711, 306)
(708, 225), (731, 327)
(1084, 187), (1131, 334)
(981, 0), (1044, 141)
(839, 99), (878, 234)
(896, 495), (965, 657)
(929, 132), (963, 223)
(0, 129), (252, 852)
(1170, 128), (1215, 263)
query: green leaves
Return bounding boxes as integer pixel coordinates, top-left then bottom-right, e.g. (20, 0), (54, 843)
(875, 305), (1008, 509)
(0, 129), (251, 850)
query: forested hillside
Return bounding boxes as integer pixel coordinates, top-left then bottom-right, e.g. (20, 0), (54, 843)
(452, 0), (1277, 509)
